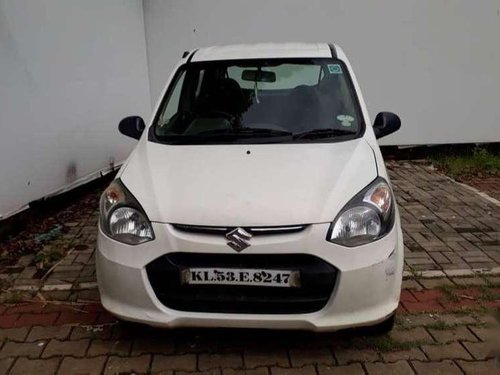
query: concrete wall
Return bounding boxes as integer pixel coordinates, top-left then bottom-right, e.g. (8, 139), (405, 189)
(0, 0), (151, 219)
(2, 0), (499, 220)
(143, 0), (500, 146)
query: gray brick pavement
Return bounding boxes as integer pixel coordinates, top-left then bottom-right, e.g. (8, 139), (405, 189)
(0, 316), (496, 374)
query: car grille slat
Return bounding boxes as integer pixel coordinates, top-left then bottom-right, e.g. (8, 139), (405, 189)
(146, 253), (338, 314)
(172, 224), (307, 236)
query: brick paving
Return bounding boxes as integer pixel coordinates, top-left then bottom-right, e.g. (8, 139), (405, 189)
(0, 161), (499, 373)
(0, 296), (496, 374)
(388, 161), (500, 273)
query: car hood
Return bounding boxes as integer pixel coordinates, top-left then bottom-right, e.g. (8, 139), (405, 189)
(120, 139), (377, 226)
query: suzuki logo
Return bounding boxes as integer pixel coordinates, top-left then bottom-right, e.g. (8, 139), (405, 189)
(225, 227), (252, 252)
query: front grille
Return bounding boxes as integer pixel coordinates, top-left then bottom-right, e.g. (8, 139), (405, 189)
(146, 253), (338, 314)
(172, 224), (307, 236)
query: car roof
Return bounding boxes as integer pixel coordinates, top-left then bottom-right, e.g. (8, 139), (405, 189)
(190, 43), (334, 62)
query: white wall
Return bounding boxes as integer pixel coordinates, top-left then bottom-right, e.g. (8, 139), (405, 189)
(143, 0), (500, 146)
(0, 0), (151, 219)
(1, 0), (499, 220)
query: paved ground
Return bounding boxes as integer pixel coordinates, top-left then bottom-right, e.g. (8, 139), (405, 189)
(0, 161), (499, 374)
(388, 161), (500, 273)
(0, 277), (499, 374)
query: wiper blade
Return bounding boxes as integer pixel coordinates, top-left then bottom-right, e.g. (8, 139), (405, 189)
(195, 127), (293, 137)
(293, 128), (356, 140)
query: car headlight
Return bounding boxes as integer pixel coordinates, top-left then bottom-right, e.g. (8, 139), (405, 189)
(99, 179), (154, 245)
(327, 177), (395, 247)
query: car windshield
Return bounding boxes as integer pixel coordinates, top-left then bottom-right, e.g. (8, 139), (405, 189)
(153, 58), (363, 144)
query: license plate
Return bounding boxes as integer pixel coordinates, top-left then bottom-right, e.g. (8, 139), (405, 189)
(181, 268), (300, 288)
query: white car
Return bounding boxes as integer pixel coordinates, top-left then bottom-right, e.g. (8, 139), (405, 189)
(97, 43), (403, 332)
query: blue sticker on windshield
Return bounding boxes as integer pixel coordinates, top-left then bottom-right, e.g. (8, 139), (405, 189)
(327, 64), (342, 74)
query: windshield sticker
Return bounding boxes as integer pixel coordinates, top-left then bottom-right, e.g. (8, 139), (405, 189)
(327, 64), (342, 74)
(337, 114), (354, 127)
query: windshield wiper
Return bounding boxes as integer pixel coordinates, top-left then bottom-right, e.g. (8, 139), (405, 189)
(293, 128), (356, 140)
(195, 127), (293, 138)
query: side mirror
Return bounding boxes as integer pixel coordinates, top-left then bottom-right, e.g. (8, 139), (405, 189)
(373, 112), (401, 139)
(118, 116), (146, 140)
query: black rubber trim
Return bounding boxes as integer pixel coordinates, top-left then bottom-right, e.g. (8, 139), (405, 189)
(186, 49), (198, 63)
(182, 51), (190, 58)
(328, 44), (337, 58)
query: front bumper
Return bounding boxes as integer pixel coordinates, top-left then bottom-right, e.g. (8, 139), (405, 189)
(96, 221), (403, 331)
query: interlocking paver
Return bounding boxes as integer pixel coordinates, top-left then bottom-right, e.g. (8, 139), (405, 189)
(176, 370), (219, 375)
(428, 326), (478, 343)
(390, 327), (434, 344)
(56, 310), (97, 325)
(435, 314), (477, 326)
(223, 368), (269, 375)
(131, 337), (174, 355)
(87, 339), (131, 356)
(457, 359), (500, 375)
(411, 360), (463, 375)
(289, 347), (334, 366)
(9, 357), (60, 375)
(365, 360), (414, 374)
(26, 325), (71, 342)
(387, 161), (500, 271)
(151, 354), (197, 372)
(199, 352), (243, 370)
(452, 277), (487, 286)
(41, 339), (89, 358)
(244, 349), (289, 368)
(14, 312), (59, 327)
(0, 341), (44, 359)
(401, 279), (423, 291)
(462, 341), (495, 360)
(419, 277), (455, 289)
(335, 348), (379, 365)
(381, 348), (426, 362)
(4, 303), (44, 315)
(0, 315), (19, 329)
(318, 363), (365, 375)
(70, 325), (113, 340)
(469, 325), (496, 341)
(0, 358), (14, 375)
(104, 355), (151, 375)
(57, 356), (107, 375)
(421, 342), (473, 360)
(0, 327), (29, 342)
(270, 365), (316, 375)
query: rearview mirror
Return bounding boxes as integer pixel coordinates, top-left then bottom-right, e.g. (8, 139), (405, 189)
(242, 70), (276, 83)
(373, 112), (401, 139)
(118, 116), (145, 140)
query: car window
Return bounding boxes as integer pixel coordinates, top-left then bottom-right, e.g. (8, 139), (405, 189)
(158, 70), (185, 126)
(153, 58), (363, 144)
(227, 64), (321, 90)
